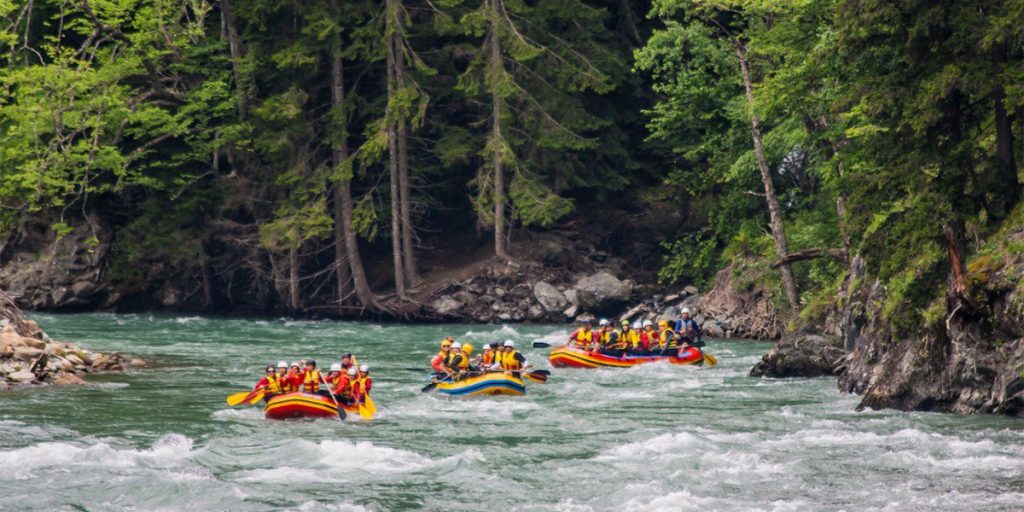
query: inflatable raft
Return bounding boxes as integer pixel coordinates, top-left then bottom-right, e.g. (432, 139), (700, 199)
(434, 372), (526, 397)
(548, 345), (705, 369)
(263, 391), (365, 420)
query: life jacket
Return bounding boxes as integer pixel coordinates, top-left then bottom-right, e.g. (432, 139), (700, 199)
(597, 330), (613, 347)
(501, 350), (523, 371)
(613, 329), (634, 349)
(449, 353), (469, 371)
(333, 375), (351, 397)
(263, 374), (283, 394)
(659, 329), (677, 349)
(352, 376), (370, 401)
(303, 369), (322, 393)
(572, 328), (592, 346)
(436, 350), (454, 367)
(640, 331), (656, 350)
(282, 372), (300, 392)
(481, 351), (496, 366)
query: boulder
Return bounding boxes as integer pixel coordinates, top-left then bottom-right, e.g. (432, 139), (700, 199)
(533, 282), (568, 312)
(70, 280), (98, 301)
(13, 346), (44, 361)
(493, 287), (508, 299)
(53, 373), (86, 386)
(452, 290), (477, 305)
(8, 370), (36, 383)
(64, 353), (84, 366)
(750, 333), (845, 378)
(573, 272), (631, 313)
(22, 337), (47, 350)
(129, 358), (146, 367)
(0, 329), (26, 352)
(684, 285), (699, 295)
(498, 312), (513, 321)
(564, 289), (578, 306)
(44, 344), (67, 357)
(703, 321), (725, 338)
(527, 305), (545, 320)
(430, 295), (462, 316)
(563, 305), (578, 318)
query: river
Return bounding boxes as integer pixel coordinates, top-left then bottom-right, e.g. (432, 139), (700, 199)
(0, 313), (1021, 511)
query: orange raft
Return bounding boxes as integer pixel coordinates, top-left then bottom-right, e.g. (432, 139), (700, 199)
(549, 345), (705, 369)
(263, 391), (364, 420)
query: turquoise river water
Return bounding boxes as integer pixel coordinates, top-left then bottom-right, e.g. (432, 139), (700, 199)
(0, 313), (1022, 511)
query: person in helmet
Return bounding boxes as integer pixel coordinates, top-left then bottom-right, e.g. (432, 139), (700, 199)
(638, 321), (656, 353)
(594, 319), (617, 353)
(332, 367), (356, 404)
(324, 363), (343, 385)
(340, 353), (358, 372)
(569, 318), (595, 349)
(615, 319), (640, 355)
(461, 343), (475, 371)
(431, 338), (455, 373)
(443, 342), (470, 378)
(500, 340), (530, 375)
(302, 359), (323, 393)
(253, 364), (284, 399)
(352, 364), (372, 403)
(475, 343), (499, 370)
(281, 362), (302, 393)
(674, 307), (703, 347)
(656, 320), (678, 356)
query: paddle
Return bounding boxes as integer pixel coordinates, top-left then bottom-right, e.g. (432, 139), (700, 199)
(248, 389), (265, 404)
(226, 391), (251, 407)
(523, 371), (548, 383)
(703, 353), (718, 367)
(532, 341), (552, 348)
(357, 396), (374, 420)
(421, 374), (453, 393)
(318, 374), (347, 422)
(226, 388), (262, 407)
(363, 393), (377, 416)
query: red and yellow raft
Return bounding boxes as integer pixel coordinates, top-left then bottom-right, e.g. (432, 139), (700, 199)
(263, 392), (367, 420)
(549, 345), (706, 369)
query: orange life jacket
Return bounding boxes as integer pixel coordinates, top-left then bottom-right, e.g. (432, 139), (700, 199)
(302, 369), (322, 393)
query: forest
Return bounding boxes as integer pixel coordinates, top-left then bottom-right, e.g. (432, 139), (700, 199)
(1, 0), (1022, 339)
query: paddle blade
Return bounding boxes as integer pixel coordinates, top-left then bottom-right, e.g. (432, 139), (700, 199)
(337, 405), (347, 421)
(703, 353), (718, 367)
(532, 341), (551, 348)
(524, 372), (548, 383)
(364, 394), (377, 416)
(421, 381), (439, 393)
(226, 391), (251, 407)
(529, 369), (551, 376)
(357, 402), (374, 420)
(248, 390), (265, 404)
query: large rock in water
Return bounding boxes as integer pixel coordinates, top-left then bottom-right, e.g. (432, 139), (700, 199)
(573, 272), (631, 313)
(750, 333), (845, 378)
(430, 295), (462, 316)
(533, 281), (568, 312)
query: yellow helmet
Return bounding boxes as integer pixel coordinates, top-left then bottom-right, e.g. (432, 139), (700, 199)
(658, 320), (669, 328)
(441, 338), (452, 348)
(462, 343), (474, 355)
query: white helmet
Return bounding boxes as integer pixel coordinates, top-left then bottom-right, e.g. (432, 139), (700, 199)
(451, 342), (462, 349)
(291, 361), (301, 367)
(642, 320), (653, 328)
(503, 340), (515, 348)
(277, 361), (288, 368)
(598, 318), (610, 326)
(359, 364), (369, 372)
(347, 367), (357, 376)
(330, 363), (342, 372)
(632, 321), (642, 330)
(681, 307), (691, 314)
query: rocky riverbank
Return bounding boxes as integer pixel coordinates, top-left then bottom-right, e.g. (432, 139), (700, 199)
(0, 290), (138, 389)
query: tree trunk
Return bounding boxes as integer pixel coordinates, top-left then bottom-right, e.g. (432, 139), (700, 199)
(219, 0), (250, 121)
(386, 8), (407, 299)
(993, 42), (1020, 206)
(395, 22), (418, 286)
(288, 244), (301, 312)
(490, 0), (510, 260)
(735, 40), (799, 309)
(328, 3), (378, 311)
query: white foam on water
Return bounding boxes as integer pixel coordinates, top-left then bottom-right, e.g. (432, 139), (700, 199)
(174, 316), (204, 324)
(236, 439), (482, 484)
(0, 434), (196, 480)
(295, 501), (373, 512)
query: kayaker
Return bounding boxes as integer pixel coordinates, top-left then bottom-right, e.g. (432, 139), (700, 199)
(352, 364), (372, 404)
(500, 340), (530, 375)
(569, 318), (594, 349)
(302, 360), (323, 393)
(674, 307), (704, 347)
(657, 320), (678, 356)
(431, 338), (454, 373)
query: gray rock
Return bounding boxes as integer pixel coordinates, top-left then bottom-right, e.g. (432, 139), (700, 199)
(750, 333), (844, 378)
(493, 287), (507, 299)
(53, 373), (86, 386)
(478, 295), (496, 304)
(664, 294), (680, 303)
(8, 370), (36, 383)
(573, 272), (631, 313)
(564, 289), (578, 306)
(22, 337), (47, 350)
(13, 346), (44, 361)
(703, 321), (725, 338)
(684, 285), (699, 295)
(70, 280), (98, 300)
(563, 305), (579, 318)
(430, 295), (462, 316)
(533, 282), (568, 312)
(452, 290), (477, 305)
(498, 313), (513, 321)
(527, 305), (545, 320)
